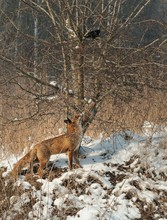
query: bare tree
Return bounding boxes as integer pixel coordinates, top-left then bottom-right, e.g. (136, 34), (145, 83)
(0, 0), (167, 150)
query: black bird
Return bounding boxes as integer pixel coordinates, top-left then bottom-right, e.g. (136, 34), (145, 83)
(84, 29), (100, 39)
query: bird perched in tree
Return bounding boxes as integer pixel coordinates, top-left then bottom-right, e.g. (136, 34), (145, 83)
(84, 29), (100, 39)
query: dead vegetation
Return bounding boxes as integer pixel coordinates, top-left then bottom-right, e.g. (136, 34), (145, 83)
(1, 87), (167, 157)
(0, 138), (167, 220)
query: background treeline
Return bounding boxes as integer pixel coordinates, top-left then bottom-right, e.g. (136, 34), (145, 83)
(0, 0), (167, 155)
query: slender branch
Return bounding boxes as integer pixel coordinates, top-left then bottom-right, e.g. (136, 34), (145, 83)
(0, 55), (74, 96)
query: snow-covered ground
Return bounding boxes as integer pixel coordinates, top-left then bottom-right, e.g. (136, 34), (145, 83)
(0, 122), (167, 220)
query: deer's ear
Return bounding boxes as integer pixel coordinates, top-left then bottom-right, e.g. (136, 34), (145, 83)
(64, 118), (72, 124)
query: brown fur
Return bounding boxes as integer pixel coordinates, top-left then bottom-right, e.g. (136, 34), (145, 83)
(12, 115), (83, 179)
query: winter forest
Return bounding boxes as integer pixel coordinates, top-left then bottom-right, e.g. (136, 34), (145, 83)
(0, 0), (167, 219)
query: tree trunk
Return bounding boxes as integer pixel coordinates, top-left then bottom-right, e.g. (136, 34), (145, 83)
(82, 101), (98, 134)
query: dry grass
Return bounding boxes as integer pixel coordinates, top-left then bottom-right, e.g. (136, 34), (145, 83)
(87, 88), (167, 137)
(1, 86), (167, 156)
(0, 169), (34, 220)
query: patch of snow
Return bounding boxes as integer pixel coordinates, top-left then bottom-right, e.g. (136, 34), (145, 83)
(1, 121), (167, 219)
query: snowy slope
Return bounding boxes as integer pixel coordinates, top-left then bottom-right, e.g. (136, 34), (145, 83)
(0, 122), (167, 220)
